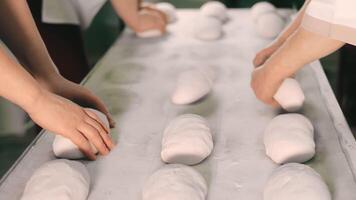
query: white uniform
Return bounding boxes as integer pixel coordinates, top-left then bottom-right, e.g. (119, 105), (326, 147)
(302, 0), (356, 45)
(42, 0), (106, 30)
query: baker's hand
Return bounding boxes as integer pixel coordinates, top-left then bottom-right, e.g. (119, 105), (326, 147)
(141, 6), (168, 24)
(134, 9), (166, 33)
(250, 65), (282, 107)
(37, 74), (115, 128)
(27, 90), (114, 160)
(253, 41), (283, 67)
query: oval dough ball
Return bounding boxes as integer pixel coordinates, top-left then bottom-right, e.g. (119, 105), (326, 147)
(142, 164), (208, 200)
(156, 2), (177, 23)
(172, 68), (215, 105)
(256, 12), (285, 39)
(200, 1), (228, 22)
(52, 108), (110, 159)
(274, 78), (305, 112)
(264, 114), (315, 164)
(264, 163), (331, 200)
(161, 114), (213, 165)
(22, 159), (90, 200)
(251, 1), (276, 22)
(194, 16), (223, 41)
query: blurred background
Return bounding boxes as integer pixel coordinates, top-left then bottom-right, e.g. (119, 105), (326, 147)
(1, 0), (355, 179)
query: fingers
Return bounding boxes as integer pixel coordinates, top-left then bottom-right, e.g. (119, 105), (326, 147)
(144, 7), (168, 24)
(78, 123), (110, 156)
(69, 131), (96, 160)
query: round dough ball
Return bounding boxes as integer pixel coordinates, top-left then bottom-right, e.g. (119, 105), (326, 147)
(156, 2), (177, 23)
(264, 114), (315, 164)
(200, 1), (228, 22)
(142, 164), (208, 200)
(251, 1), (276, 22)
(172, 68), (215, 105)
(256, 12), (285, 39)
(264, 163), (331, 200)
(274, 78), (305, 112)
(22, 159), (90, 200)
(194, 16), (223, 41)
(52, 108), (110, 159)
(161, 114), (213, 165)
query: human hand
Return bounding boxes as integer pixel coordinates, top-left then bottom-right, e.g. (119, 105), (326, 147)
(253, 41), (283, 67)
(134, 9), (166, 33)
(27, 90), (114, 160)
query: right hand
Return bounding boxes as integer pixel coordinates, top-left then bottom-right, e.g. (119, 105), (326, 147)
(253, 41), (283, 68)
(134, 9), (166, 34)
(26, 90), (114, 160)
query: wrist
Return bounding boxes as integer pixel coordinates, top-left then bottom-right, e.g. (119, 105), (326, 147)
(21, 86), (46, 115)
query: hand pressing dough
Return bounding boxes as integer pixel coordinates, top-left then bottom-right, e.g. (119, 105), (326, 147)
(264, 114), (315, 164)
(264, 163), (331, 200)
(161, 114), (213, 165)
(274, 78), (305, 112)
(136, 30), (163, 38)
(21, 159), (90, 200)
(256, 12), (285, 39)
(200, 1), (228, 22)
(155, 2), (177, 23)
(251, 1), (276, 22)
(142, 164), (208, 200)
(194, 16), (223, 41)
(172, 67), (215, 105)
(52, 108), (110, 159)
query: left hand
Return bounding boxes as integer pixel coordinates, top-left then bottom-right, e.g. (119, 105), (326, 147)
(250, 65), (283, 107)
(37, 74), (115, 128)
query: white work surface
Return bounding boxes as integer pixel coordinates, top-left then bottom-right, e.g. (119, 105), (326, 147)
(1, 10), (356, 200)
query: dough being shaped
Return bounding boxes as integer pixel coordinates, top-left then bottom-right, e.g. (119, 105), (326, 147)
(52, 108), (110, 159)
(256, 12), (285, 39)
(21, 159), (90, 200)
(274, 78), (305, 112)
(156, 2), (177, 23)
(264, 114), (315, 164)
(264, 163), (331, 200)
(194, 16), (222, 41)
(200, 1), (228, 22)
(172, 67), (215, 105)
(136, 29), (163, 38)
(161, 114), (213, 165)
(142, 164), (208, 200)
(251, 1), (276, 22)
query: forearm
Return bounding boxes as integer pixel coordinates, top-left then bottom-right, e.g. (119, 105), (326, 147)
(110, 0), (140, 30)
(0, 47), (43, 112)
(0, 0), (58, 79)
(266, 28), (344, 78)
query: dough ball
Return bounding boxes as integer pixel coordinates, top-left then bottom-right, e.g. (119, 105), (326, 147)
(264, 163), (331, 200)
(194, 16), (223, 41)
(251, 1), (276, 22)
(136, 30), (163, 38)
(156, 2), (177, 23)
(52, 108), (110, 159)
(264, 114), (315, 164)
(200, 1), (228, 22)
(161, 114), (213, 165)
(274, 78), (305, 112)
(172, 68), (215, 105)
(21, 159), (90, 200)
(256, 12), (285, 39)
(142, 164), (208, 200)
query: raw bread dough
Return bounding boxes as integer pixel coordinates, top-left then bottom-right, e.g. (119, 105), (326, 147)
(172, 67), (215, 105)
(200, 1), (228, 22)
(264, 163), (331, 200)
(274, 78), (305, 112)
(142, 164), (208, 200)
(156, 2), (177, 23)
(52, 108), (110, 159)
(21, 159), (90, 200)
(161, 114), (213, 165)
(194, 16), (223, 41)
(264, 114), (315, 164)
(251, 1), (276, 22)
(136, 30), (163, 38)
(256, 12), (285, 39)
